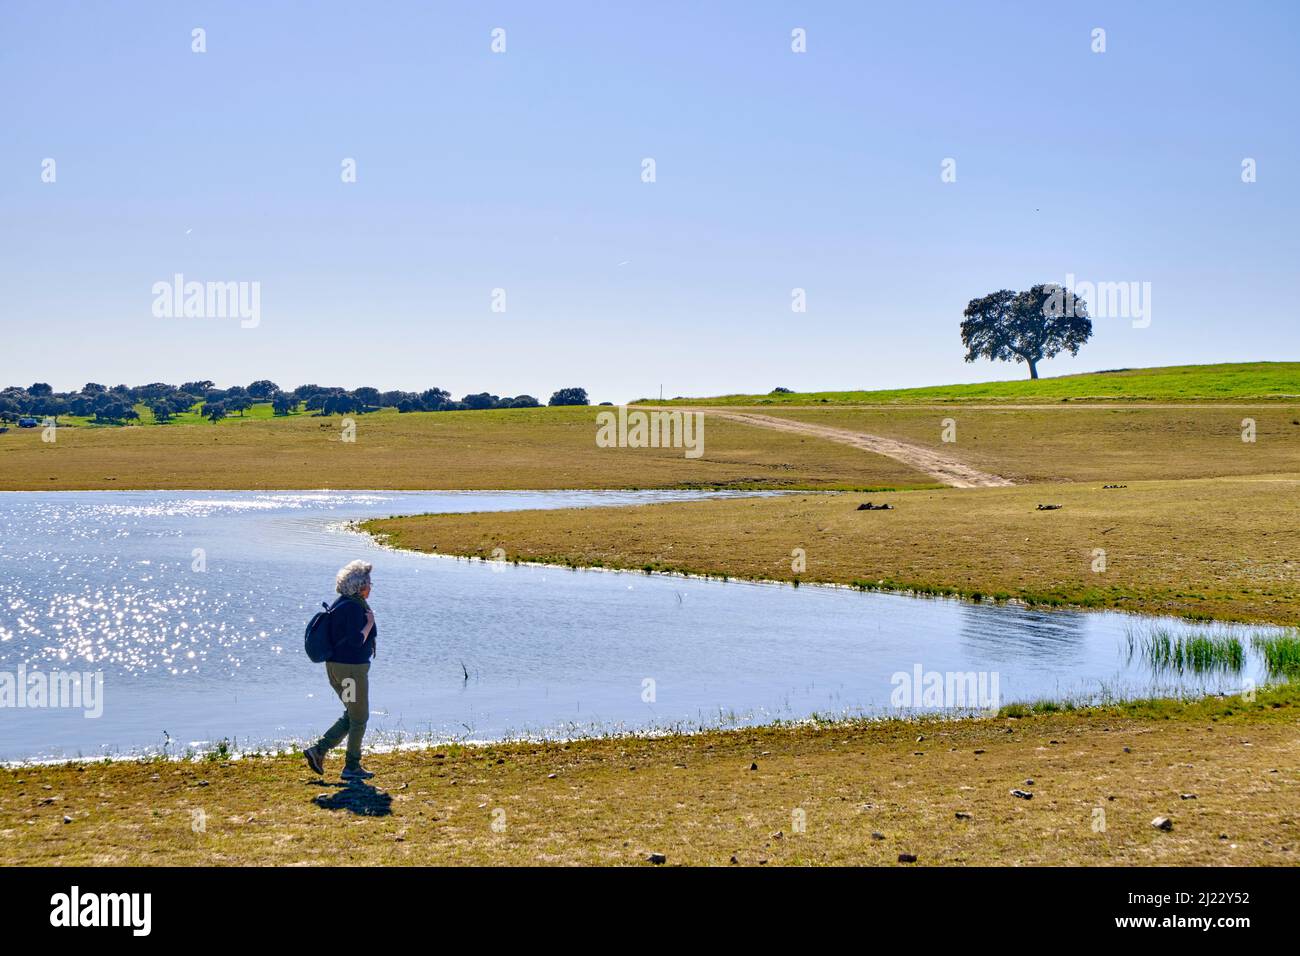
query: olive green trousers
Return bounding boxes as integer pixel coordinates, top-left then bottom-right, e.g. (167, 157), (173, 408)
(315, 661), (370, 768)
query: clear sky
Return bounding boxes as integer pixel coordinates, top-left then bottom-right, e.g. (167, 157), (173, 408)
(2, 1), (1297, 402)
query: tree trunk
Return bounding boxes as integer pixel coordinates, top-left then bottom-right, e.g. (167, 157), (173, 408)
(1027, 358), (1039, 379)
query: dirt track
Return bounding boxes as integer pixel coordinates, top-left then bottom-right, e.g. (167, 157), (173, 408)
(693, 409), (1014, 488)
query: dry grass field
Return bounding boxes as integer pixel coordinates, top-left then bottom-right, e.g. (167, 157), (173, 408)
(3, 683), (1294, 866)
(758, 404), (1300, 483)
(4, 402), (1294, 489)
(0, 406), (935, 492)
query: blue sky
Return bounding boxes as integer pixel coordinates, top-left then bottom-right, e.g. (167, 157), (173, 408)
(2, 1), (1297, 401)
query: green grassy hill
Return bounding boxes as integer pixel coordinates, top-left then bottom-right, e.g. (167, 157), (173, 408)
(638, 362), (1300, 405)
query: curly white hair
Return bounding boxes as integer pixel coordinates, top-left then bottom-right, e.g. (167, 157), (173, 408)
(335, 560), (373, 596)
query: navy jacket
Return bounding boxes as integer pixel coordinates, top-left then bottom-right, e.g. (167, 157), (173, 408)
(327, 595), (377, 664)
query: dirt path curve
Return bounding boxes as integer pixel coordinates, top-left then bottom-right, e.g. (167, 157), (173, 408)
(688, 409), (1015, 488)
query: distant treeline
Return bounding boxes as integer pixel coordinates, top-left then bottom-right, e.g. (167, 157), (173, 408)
(0, 382), (590, 424)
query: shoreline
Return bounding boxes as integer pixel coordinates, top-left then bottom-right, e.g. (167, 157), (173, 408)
(0, 701), (1056, 770)
(4, 682), (1295, 866)
(362, 525), (1300, 629)
(10, 673), (1289, 769)
(361, 478), (1300, 627)
(1, 483), (1290, 627)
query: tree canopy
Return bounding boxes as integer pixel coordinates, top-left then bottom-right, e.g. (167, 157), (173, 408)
(960, 284), (1092, 379)
(548, 387), (589, 406)
(0, 380), (572, 426)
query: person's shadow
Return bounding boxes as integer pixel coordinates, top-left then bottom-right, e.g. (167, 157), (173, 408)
(309, 780), (393, 817)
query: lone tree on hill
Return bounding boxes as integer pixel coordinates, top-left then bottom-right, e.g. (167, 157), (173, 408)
(960, 284), (1092, 380)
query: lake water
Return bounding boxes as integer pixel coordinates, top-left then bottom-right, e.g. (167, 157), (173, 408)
(0, 490), (1281, 762)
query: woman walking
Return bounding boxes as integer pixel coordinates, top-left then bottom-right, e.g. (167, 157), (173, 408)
(303, 560), (378, 781)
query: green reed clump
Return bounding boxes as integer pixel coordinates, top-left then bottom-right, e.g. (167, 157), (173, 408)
(1252, 630), (1300, 678)
(1127, 626), (1245, 674)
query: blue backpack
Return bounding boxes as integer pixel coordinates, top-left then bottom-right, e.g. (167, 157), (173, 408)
(304, 600), (335, 663)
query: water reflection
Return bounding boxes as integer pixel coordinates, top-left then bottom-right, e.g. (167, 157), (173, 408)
(957, 601), (1090, 666)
